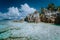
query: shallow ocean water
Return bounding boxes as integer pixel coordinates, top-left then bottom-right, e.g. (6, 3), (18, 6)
(0, 20), (60, 40)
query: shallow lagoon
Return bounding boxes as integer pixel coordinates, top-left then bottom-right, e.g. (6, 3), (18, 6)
(0, 20), (60, 40)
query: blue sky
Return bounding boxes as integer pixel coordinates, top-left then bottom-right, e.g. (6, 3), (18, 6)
(0, 0), (60, 20)
(0, 0), (60, 13)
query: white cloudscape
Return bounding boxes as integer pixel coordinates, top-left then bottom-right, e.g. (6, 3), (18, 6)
(20, 3), (36, 14)
(0, 3), (36, 20)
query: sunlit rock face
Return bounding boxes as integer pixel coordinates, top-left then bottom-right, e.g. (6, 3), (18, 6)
(0, 21), (60, 40)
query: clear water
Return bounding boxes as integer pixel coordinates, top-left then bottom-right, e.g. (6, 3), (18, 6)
(0, 20), (60, 40)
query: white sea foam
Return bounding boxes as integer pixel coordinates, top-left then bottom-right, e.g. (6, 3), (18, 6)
(0, 21), (60, 40)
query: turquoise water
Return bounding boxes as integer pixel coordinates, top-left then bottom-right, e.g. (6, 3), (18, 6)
(0, 20), (60, 40)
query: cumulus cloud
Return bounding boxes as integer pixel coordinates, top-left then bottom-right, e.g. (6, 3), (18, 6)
(19, 3), (36, 18)
(0, 7), (20, 20)
(8, 7), (20, 16)
(7, 7), (20, 19)
(0, 3), (36, 20)
(20, 3), (36, 14)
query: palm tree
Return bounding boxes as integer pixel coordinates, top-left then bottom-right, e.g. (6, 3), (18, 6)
(47, 3), (55, 11)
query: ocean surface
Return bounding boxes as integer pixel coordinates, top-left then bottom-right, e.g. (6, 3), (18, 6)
(0, 20), (60, 40)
